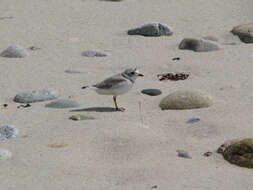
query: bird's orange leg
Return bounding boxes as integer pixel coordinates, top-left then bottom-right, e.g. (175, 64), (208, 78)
(113, 96), (125, 112)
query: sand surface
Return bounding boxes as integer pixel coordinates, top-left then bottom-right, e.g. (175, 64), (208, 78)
(1, 0), (253, 189)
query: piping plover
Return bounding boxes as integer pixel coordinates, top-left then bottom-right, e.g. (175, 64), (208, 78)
(82, 68), (144, 111)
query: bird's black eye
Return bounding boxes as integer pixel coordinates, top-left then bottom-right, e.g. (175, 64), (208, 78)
(130, 72), (135, 75)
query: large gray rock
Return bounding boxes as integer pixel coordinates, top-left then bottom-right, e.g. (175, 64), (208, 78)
(0, 45), (29, 58)
(14, 88), (59, 103)
(159, 90), (213, 110)
(179, 38), (221, 52)
(45, 99), (80, 109)
(231, 23), (253, 43)
(0, 125), (18, 140)
(127, 23), (173, 37)
(0, 149), (12, 160)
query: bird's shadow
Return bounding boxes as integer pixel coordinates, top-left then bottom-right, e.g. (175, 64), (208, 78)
(70, 107), (116, 112)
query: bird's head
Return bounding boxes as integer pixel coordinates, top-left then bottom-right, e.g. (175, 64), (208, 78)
(123, 68), (144, 80)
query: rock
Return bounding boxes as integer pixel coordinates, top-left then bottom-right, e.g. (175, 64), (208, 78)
(0, 45), (29, 58)
(218, 138), (253, 168)
(141, 89), (162, 96)
(203, 151), (213, 157)
(48, 142), (68, 148)
(179, 38), (221, 52)
(45, 99), (80, 109)
(0, 149), (12, 160)
(82, 50), (108, 57)
(0, 125), (18, 140)
(159, 90), (213, 110)
(172, 57), (180, 61)
(231, 23), (253, 43)
(176, 150), (192, 159)
(127, 23), (173, 37)
(69, 114), (95, 121)
(14, 88), (59, 103)
(186, 118), (200, 124)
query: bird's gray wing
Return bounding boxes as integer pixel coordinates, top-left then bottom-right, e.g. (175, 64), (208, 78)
(94, 75), (126, 89)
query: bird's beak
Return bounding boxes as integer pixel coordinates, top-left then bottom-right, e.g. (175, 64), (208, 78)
(138, 73), (144, 77)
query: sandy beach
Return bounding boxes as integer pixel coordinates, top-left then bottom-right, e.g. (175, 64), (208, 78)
(1, 0), (253, 189)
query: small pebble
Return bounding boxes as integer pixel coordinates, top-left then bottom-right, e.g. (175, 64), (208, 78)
(151, 185), (158, 189)
(176, 150), (192, 159)
(0, 125), (18, 140)
(203, 152), (213, 157)
(0, 149), (12, 160)
(28, 46), (40, 51)
(48, 142), (68, 148)
(82, 50), (108, 57)
(186, 118), (200, 124)
(141, 89), (162, 96)
(69, 114), (95, 121)
(172, 57), (180, 61)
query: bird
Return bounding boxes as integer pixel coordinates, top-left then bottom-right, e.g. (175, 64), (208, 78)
(82, 68), (144, 112)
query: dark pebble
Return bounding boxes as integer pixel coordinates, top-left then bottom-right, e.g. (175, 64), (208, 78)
(177, 150), (192, 159)
(186, 118), (200, 124)
(172, 57), (180, 61)
(203, 152), (213, 157)
(17, 104), (31, 109)
(141, 89), (162, 96)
